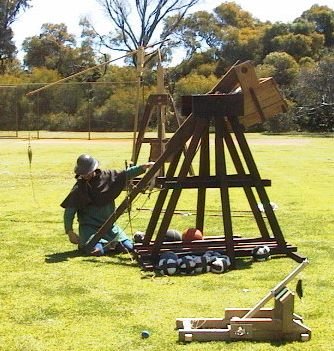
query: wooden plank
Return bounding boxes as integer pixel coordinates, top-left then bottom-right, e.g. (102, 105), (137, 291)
(192, 94), (244, 118)
(156, 176), (271, 189)
(230, 317), (283, 331)
(225, 308), (274, 319)
(179, 328), (231, 342)
(196, 125), (210, 231)
(240, 79), (288, 127)
(177, 318), (229, 329)
(233, 61), (259, 92)
(135, 243), (297, 257)
(215, 116), (235, 265)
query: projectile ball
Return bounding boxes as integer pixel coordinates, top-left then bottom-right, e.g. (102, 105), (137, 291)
(203, 251), (230, 266)
(214, 254), (231, 268)
(157, 258), (178, 276)
(133, 231), (145, 243)
(203, 250), (218, 263)
(141, 330), (150, 338)
(178, 255), (196, 275)
(252, 245), (271, 262)
(159, 251), (178, 261)
(193, 255), (211, 274)
(182, 228), (203, 241)
(210, 257), (229, 274)
(164, 229), (182, 242)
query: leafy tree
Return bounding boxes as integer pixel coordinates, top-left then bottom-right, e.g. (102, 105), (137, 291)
(0, 0), (31, 73)
(165, 2), (264, 71)
(271, 33), (314, 61)
(221, 26), (264, 64)
(173, 72), (218, 103)
(300, 5), (334, 47)
(261, 22), (290, 57)
(260, 51), (299, 86)
(168, 51), (218, 82)
(293, 54), (334, 131)
(214, 1), (259, 28)
(162, 11), (221, 57)
(22, 23), (96, 77)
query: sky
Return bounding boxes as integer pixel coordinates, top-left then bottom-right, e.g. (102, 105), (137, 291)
(12, 0), (334, 65)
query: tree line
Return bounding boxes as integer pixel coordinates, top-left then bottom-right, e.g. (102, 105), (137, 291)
(0, 0), (333, 133)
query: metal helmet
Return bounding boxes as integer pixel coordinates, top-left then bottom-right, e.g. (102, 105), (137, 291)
(74, 154), (99, 175)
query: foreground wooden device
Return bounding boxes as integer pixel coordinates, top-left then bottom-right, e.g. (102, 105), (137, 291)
(177, 260), (311, 343)
(84, 61), (304, 267)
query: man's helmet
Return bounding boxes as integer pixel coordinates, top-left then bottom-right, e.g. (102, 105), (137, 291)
(74, 154), (99, 175)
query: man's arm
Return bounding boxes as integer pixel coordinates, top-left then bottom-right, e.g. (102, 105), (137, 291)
(64, 207), (79, 244)
(126, 162), (155, 180)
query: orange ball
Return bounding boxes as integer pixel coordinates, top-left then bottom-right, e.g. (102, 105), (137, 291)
(182, 228), (203, 241)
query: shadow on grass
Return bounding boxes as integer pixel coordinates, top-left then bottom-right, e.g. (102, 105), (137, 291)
(45, 249), (81, 263)
(45, 249), (138, 267)
(234, 258), (253, 270)
(83, 255), (139, 267)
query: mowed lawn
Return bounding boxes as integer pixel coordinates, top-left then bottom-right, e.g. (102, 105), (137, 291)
(0, 133), (333, 351)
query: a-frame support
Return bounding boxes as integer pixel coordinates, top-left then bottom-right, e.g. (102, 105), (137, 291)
(137, 100), (293, 267)
(83, 61), (304, 269)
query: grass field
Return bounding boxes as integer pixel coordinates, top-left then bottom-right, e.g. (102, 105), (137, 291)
(0, 133), (333, 351)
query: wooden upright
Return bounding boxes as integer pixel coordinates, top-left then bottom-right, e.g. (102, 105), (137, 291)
(84, 61), (304, 268)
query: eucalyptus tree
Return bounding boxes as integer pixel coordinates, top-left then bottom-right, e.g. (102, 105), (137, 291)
(95, 0), (199, 65)
(22, 23), (97, 77)
(300, 5), (334, 47)
(164, 2), (263, 74)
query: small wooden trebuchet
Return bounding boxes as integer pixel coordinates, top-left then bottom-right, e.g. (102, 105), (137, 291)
(177, 259), (311, 342)
(131, 49), (194, 176)
(84, 61), (305, 269)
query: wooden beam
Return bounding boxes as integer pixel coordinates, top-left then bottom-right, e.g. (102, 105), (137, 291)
(215, 116), (235, 264)
(196, 125), (210, 231)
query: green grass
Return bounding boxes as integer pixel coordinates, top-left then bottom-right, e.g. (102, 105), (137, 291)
(0, 133), (333, 351)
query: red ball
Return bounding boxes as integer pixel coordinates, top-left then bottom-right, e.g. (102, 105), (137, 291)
(182, 228), (203, 241)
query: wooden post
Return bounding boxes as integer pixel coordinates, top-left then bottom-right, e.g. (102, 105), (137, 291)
(196, 125), (210, 231)
(215, 116), (235, 264)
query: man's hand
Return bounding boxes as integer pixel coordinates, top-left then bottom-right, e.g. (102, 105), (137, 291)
(142, 161), (155, 170)
(67, 230), (79, 245)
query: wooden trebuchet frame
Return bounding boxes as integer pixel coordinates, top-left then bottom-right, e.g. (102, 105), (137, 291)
(84, 61), (304, 269)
